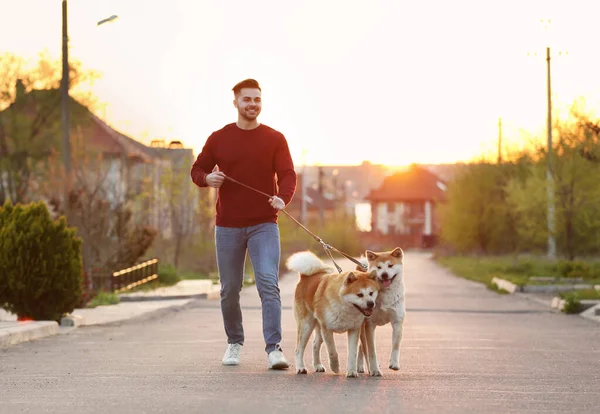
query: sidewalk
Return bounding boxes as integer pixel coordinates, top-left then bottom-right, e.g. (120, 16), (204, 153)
(0, 279), (220, 348)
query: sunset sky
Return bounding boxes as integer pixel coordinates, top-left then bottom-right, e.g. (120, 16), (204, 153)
(2, 0), (600, 166)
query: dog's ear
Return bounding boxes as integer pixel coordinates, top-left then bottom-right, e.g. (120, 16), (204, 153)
(345, 272), (357, 284)
(391, 247), (403, 259)
(366, 250), (378, 261)
(368, 270), (377, 280)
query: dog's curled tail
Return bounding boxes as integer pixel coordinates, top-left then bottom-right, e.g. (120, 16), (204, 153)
(286, 251), (331, 276)
(355, 256), (369, 271)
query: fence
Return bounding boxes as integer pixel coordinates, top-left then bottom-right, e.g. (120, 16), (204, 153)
(111, 258), (159, 293)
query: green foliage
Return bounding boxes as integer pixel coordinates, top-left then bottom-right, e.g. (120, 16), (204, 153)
(559, 289), (600, 301)
(158, 263), (181, 286)
(0, 52), (100, 204)
(86, 291), (120, 308)
(561, 293), (583, 314)
(556, 260), (591, 279)
(504, 115), (600, 259)
(0, 201), (83, 321)
(441, 111), (600, 259)
(439, 161), (522, 254)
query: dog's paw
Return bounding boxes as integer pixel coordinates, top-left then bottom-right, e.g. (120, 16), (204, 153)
(314, 364), (325, 373)
(370, 369), (382, 377)
(297, 368), (308, 374)
(389, 362), (400, 371)
(330, 357), (340, 374)
(346, 370), (359, 378)
(357, 361), (365, 373)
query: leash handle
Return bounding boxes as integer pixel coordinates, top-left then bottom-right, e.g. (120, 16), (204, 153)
(222, 174), (368, 272)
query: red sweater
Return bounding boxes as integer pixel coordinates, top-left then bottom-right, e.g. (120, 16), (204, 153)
(191, 123), (297, 228)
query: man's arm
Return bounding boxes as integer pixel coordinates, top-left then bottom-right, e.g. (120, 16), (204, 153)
(273, 135), (297, 205)
(191, 135), (216, 188)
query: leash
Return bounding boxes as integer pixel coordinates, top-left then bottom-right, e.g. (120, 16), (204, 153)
(223, 175), (368, 273)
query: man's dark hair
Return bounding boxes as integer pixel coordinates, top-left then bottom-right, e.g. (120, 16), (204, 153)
(232, 78), (261, 96)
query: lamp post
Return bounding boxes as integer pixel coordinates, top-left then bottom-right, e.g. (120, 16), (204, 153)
(545, 44), (556, 260)
(61, 0), (70, 219)
(61, 0), (117, 220)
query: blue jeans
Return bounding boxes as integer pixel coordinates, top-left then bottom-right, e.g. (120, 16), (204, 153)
(215, 222), (282, 354)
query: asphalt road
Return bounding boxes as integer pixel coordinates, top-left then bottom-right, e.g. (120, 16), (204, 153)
(1, 251), (599, 414)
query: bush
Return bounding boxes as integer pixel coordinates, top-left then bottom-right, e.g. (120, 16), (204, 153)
(0, 201), (82, 321)
(562, 294), (583, 314)
(158, 263), (181, 286)
(557, 260), (590, 279)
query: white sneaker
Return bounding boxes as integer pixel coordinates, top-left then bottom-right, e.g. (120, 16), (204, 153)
(268, 348), (289, 370)
(222, 343), (242, 366)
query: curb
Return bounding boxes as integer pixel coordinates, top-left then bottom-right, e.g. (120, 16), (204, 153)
(79, 298), (202, 327)
(117, 293), (208, 302)
(491, 277), (597, 294)
(0, 321), (59, 347)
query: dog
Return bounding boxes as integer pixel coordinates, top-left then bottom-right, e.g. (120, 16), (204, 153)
(286, 251), (381, 378)
(357, 247), (405, 376)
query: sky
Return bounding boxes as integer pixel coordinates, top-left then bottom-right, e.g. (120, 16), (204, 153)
(2, 0), (600, 167)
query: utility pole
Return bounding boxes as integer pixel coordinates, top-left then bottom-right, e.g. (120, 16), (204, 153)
(546, 46), (556, 259)
(61, 0), (71, 221)
(497, 117), (502, 164)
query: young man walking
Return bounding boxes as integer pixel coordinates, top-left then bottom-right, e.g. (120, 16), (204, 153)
(190, 79), (297, 370)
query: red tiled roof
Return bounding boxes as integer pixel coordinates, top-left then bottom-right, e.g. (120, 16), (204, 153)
(365, 164), (447, 202)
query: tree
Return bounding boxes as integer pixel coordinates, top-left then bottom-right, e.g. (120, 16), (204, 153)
(439, 161), (520, 254)
(505, 112), (600, 259)
(42, 130), (157, 291)
(0, 52), (99, 204)
(160, 160), (198, 268)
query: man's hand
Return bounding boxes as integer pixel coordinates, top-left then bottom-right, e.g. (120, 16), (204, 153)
(269, 196), (285, 210)
(205, 171), (226, 188)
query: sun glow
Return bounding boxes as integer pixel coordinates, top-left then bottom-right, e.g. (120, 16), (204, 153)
(3, 0), (600, 167)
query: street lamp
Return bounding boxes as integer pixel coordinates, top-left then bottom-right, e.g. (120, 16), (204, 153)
(61, 0), (117, 220)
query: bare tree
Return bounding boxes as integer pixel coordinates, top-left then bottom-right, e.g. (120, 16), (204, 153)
(0, 52), (99, 204)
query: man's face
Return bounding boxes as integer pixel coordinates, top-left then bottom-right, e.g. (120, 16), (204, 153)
(234, 88), (262, 121)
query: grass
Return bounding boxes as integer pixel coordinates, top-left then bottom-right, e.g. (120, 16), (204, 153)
(86, 291), (120, 308)
(435, 254), (600, 293)
(179, 270), (212, 280)
(559, 289), (600, 301)
(435, 255), (530, 288)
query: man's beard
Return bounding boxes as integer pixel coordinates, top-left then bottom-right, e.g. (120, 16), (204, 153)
(239, 107), (259, 121)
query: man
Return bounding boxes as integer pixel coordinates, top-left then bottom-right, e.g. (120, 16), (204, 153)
(190, 79), (297, 370)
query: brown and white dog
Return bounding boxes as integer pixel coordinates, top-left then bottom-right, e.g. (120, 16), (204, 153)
(286, 251), (381, 378)
(357, 247), (405, 376)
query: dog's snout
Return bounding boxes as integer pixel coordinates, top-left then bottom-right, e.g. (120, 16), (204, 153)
(367, 301), (374, 309)
(381, 272), (389, 280)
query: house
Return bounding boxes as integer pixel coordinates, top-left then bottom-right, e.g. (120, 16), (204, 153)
(285, 173), (337, 223)
(291, 161), (392, 226)
(146, 139), (199, 239)
(364, 164), (447, 248)
(0, 80), (197, 240)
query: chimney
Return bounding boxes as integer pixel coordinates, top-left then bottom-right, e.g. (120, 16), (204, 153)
(15, 79), (25, 100)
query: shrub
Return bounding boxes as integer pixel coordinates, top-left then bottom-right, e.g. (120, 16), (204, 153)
(158, 263), (181, 286)
(557, 260), (590, 279)
(0, 201), (82, 321)
(562, 294), (583, 314)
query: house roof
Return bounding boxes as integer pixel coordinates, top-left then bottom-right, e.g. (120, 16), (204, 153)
(365, 164), (447, 202)
(286, 174), (337, 211)
(2, 85), (156, 163)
